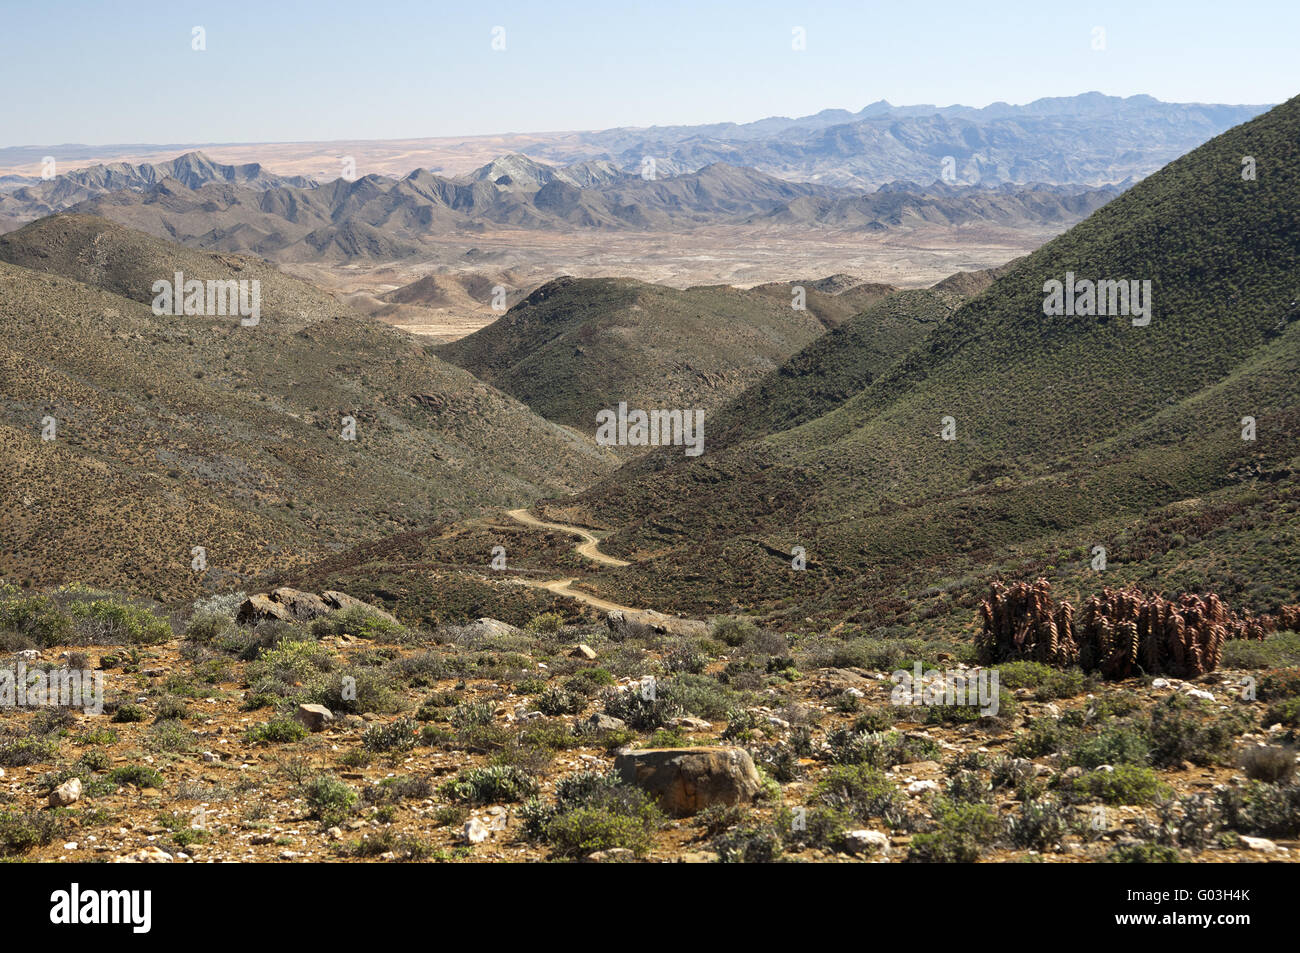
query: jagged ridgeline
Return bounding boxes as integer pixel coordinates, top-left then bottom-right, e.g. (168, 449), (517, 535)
(552, 95), (1300, 626)
(0, 216), (616, 599)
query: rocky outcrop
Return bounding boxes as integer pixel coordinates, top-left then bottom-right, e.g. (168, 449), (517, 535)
(606, 609), (708, 641)
(614, 746), (762, 816)
(235, 588), (398, 626)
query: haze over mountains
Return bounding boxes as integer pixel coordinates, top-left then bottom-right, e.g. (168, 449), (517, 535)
(0, 93), (1265, 269)
(0, 150), (1122, 263)
(537, 93), (1268, 188)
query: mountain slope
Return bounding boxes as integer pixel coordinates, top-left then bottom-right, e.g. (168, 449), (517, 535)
(0, 216), (616, 599)
(434, 276), (833, 440)
(540, 95), (1300, 627)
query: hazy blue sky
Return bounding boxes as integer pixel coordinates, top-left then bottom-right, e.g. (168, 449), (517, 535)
(2, 0), (1293, 147)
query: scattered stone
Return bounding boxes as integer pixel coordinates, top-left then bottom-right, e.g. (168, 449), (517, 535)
(117, 846), (173, 863)
(1240, 835), (1283, 852)
(461, 618), (520, 641)
(1186, 688), (1216, 702)
(843, 830), (890, 856)
(49, 777), (82, 807)
(463, 818), (491, 844)
(1151, 678), (1171, 689)
(202, 751), (220, 763)
(585, 713), (627, 732)
(295, 703), (335, 732)
(614, 746), (762, 816)
(585, 847), (636, 862)
(572, 643), (598, 661)
(675, 850), (721, 863)
(906, 780), (940, 796)
(667, 716), (712, 731)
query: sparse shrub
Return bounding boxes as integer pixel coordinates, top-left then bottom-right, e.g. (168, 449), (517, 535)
(0, 593), (72, 646)
(712, 822), (784, 863)
(946, 770), (993, 804)
(339, 829), (432, 861)
(155, 696), (189, 721)
(564, 668), (616, 696)
(906, 801), (999, 862)
(601, 684), (684, 731)
(145, 719), (196, 753)
(525, 612), (565, 634)
(663, 642), (708, 675)
(361, 717), (419, 752)
(0, 810), (64, 856)
(0, 736), (60, 767)
(108, 765), (164, 788)
(1005, 797), (1073, 850)
(450, 701), (495, 730)
(1216, 781), (1300, 837)
(1148, 695), (1248, 767)
(245, 718), (309, 744)
(1240, 746), (1296, 783)
(302, 774), (358, 825)
(659, 673), (735, 719)
(1264, 696), (1300, 728)
(310, 605), (407, 642)
(1012, 717), (1080, 759)
(815, 764), (905, 823)
(1071, 765), (1171, 805)
(535, 687), (584, 716)
(827, 729), (940, 768)
(1105, 843), (1184, 863)
(1065, 722), (1151, 769)
(442, 764), (539, 804)
(67, 597), (171, 645)
(710, 617), (760, 647)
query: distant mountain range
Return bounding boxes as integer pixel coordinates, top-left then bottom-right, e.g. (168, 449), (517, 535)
(529, 92), (1270, 189)
(0, 150), (1124, 262)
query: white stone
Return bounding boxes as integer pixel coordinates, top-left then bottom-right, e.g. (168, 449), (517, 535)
(843, 829), (890, 855)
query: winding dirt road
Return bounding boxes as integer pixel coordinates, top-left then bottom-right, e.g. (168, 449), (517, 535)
(505, 508), (630, 568)
(502, 508), (703, 632)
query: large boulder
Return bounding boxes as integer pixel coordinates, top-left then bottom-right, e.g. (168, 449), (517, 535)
(614, 746), (762, 816)
(606, 609), (708, 641)
(295, 703), (334, 732)
(236, 589), (400, 627)
(235, 594), (293, 625)
(270, 587), (331, 621)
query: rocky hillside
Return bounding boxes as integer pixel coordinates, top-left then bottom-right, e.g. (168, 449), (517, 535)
(536, 96), (1300, 630)
(0, 216), (616, 600)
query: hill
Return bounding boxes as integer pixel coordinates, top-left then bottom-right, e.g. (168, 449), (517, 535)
(0, 216), (616, 599)
(529, 96), (1300, 630)
(434, 276), (835, 441)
